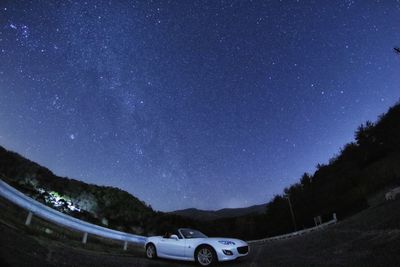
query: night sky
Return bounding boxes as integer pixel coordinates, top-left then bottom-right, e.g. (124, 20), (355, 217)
(0, 1), (399, 211)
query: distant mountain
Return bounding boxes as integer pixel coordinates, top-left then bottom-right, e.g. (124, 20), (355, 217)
(170, 204), (266, 221)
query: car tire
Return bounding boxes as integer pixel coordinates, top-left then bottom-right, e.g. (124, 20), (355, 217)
(195, 245), (217, 266)
(146, 243), (157, 259)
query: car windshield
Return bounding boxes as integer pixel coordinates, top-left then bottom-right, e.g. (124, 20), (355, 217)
(180, 229), (207, 239)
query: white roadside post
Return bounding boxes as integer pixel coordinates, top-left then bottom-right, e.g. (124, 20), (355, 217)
(82, 232), (88, 244)
(25, 211), (33, 226)
(123, 240), (128, 251)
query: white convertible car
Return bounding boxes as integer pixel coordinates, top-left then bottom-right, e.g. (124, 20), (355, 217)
(145, 228), (249, 266)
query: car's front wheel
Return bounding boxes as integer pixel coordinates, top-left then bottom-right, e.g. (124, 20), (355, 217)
(195, 246), (216, 266)
(146, 243), (157, 259)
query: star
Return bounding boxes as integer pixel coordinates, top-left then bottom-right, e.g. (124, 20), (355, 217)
(0, 0), (398, 211)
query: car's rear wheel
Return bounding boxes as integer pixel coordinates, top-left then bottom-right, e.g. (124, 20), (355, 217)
(146, 243), (157, 259)
(195, 246), (216, 266)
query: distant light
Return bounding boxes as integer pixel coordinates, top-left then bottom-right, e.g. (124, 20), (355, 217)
(70, 134), (75, 140)
(68, 204), (81, 211)
(46, 191), (81, 212)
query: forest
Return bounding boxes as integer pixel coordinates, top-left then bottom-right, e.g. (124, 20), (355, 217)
(1, 102), (400, 240)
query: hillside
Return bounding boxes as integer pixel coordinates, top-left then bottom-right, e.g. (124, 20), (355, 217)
(0, 145), (259, 236)
(0, 144), (268, 237)
(171, 204), (266, 221)
(0, 146), (181, 235)
(193, 102), (400, 240)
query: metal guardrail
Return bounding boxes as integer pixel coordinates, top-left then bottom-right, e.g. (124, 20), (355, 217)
(247, 216), (337, 244)
(0, 177), (338, 248)
(0, 179), (147, 249)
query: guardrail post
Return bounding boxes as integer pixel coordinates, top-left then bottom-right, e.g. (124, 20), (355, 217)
(0, 179), (147, 247)
(123, 241), (128, 251)
(82, 232), (88, 244)
(25, 211), (33, 226)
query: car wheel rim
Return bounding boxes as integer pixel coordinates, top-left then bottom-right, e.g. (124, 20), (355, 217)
(198, 248), (213, 266)
(147, 246), (154, 258)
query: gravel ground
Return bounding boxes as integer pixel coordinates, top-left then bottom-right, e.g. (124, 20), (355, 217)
(1, 196), (400, 267)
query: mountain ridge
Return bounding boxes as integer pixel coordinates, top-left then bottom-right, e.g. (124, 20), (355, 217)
(170, 204), (266, 221)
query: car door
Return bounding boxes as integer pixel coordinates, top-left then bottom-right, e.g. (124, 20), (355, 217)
(158, 237), (186, 258)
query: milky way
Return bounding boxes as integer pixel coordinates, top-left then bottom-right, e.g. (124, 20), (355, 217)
(0, 1), (399, 211)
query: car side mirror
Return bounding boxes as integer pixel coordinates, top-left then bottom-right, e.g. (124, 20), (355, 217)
(170, 234), (179, 240)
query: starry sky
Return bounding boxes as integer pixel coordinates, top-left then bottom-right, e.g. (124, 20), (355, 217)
(0, 1), (399, 211)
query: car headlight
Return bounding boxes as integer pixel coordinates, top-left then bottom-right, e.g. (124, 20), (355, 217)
(218, 240), (236, 245)
(222, 249), (233, 255)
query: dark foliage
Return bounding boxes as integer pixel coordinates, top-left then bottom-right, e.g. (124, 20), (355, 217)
(250, 102), (400, 238)
(1, 103), (400, 239)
